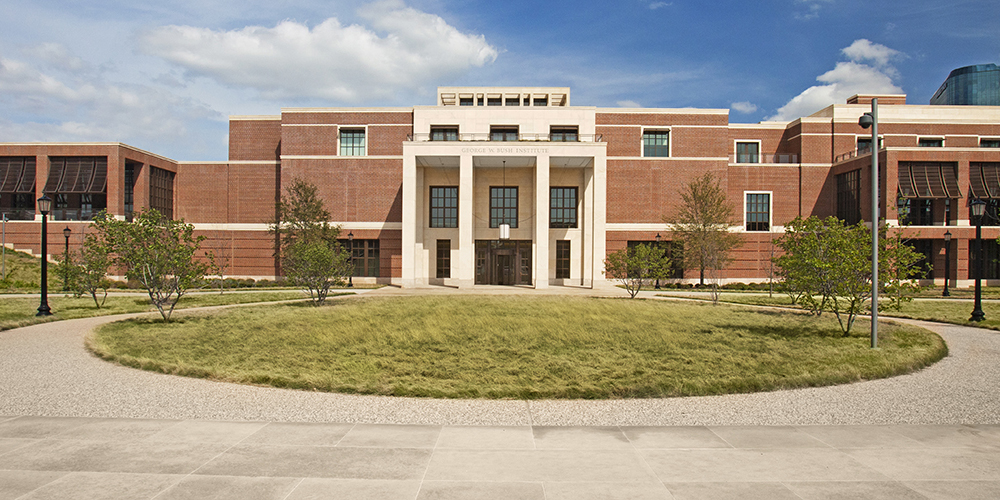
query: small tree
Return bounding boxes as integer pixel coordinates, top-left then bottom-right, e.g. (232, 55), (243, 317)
(665, 172), (741, 297)
(270, 178), (351, 305)
(603, 243), (672, 298)
(93, 209), (206, 321)
(72, 232), (113, 308)
(775, 216), (925, 335)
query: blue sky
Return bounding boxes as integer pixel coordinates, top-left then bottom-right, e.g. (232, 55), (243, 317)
(0, 0), (997, 160)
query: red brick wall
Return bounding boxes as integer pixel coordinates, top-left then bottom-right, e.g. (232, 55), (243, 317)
(280, 158), (402, 223)
(229, 119), (281, 161)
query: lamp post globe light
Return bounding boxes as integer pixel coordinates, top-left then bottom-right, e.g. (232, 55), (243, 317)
(62, 226), (71, 291)
(347, 231), (354, 288)
(859, 99), (879, 349)
(36, 195), (52, 317)
(943, 230), (952, 297)
(970, 200), (986, 322)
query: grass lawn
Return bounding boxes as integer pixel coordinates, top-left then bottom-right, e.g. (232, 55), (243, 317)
(89, 295), (947, 399)
(662, 292), (1000, 331)
(0, 291), (320, 331)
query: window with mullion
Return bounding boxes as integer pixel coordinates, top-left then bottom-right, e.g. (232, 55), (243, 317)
(736, 142), (760, 163)
(490, 126), (518, 142)
(556, 240), (571, 279)
(490, 186), (518, 228)
(642, 130), (669, 157)
(436, 239), (451, 278)
(745, 193), (770, 231)
(430, 127), (458, 141)
(550, 187), (578, 228)
(429, 186), (458, 228)
(339, 129), (365, 156)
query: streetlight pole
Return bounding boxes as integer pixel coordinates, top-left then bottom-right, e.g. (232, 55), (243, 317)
(970, 200), (986, 322)
(654, 233), (662, 290)
(347, 231), (354, 288)
(36, 195), (52, 317)
(859, 99), (879, 348)
(942, 230), (951, 297)
(62, 227), (71, 291)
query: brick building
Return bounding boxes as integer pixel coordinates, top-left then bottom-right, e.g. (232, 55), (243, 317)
(2, 86), (1000, 288)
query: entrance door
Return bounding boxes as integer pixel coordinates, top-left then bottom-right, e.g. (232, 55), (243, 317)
(475, 240), (533, 285)
(495, 254), (513, 285)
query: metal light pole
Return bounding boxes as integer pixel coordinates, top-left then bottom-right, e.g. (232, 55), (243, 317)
(970, 200), (986, 322)
(654, 233), (662, 290)
(62, 227), (71, 291)
(942, 230), (951, 297)
(36, 195), (52, 317)
(347, 231), (354, 288)
(859, 99), (879, 348)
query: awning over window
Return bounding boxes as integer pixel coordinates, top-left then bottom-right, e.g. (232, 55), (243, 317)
(0, 157), (36, 193)
(44, 157), (108, 194)
(898, 162), (961, 199)
(970, 162), (1000, 199)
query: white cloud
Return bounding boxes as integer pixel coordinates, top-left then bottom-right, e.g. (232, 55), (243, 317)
(138, 0), (498, 102)
(841, 38), (901, 69)
(794, 0), (833, 20)
(730, 101), (758, 113)
(766, 40), (904, 121)
(649, 2), (672, 9)
(617, 100), (642, 108)
(0, 49), (217, 145)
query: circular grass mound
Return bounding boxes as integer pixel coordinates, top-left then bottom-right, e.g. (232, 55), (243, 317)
(87, 295), (947, 399)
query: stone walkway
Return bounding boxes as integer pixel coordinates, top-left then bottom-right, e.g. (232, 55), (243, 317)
(1, 287), (999, 498)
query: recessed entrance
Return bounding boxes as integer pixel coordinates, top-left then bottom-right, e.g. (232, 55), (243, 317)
(475, 240), (532, 285)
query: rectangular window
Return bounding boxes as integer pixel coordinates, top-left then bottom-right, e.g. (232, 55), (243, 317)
(505, 96), (520, 106)
(745, 193), (770, 231)
(836, 170), (862, 225)
(343, 239), (380, 277)
(533, 97), (547, 106)
(124, 162), (135, 220)
(459, 97), (473, 106)
(490, 126), (518, 142)
(150, 166), (174, 220)
(550, 126), (578, 142)
(898, 199), (933, 226)
(339, 128), (365, 156)
(642, 130), (669, 157)
(429, 186), (458, 228)
(918, 138), (944, 147)
(490, 186), (518, 228)
(556, 240), (571, 279)
(736, 142), (760, 163)
(550, 187), (578, 228)
(970, 240), (1000, 280)
(436, 240), (451, 278)
(981, 138), (1000, 148)
(910, 239), (934, 279)
(430, 127), (458, 141)
(487, 96), (502, 106)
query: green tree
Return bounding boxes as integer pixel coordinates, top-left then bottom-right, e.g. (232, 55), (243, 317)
(71, 231), (113, 308)
(92, 209), (206, 321)
(603, 243), (672, 298)
(775, 216), (925, 335)
(270, 178), (351, 305)
(665, 172), (741, 296)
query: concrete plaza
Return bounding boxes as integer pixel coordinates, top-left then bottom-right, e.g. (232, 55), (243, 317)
(1, 288), (999, 498)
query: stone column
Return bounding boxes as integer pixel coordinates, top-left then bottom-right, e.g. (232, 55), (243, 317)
(535, 154), (550, 288)
(457, 153), (475, 287)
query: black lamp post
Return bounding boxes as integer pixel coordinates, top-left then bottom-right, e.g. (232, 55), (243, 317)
(347, 231), (354, 288)
(970, 200), (986, 322)
(654, 233), (662, 290)
(36, 195), (52, 316)
(942, 230), (951, 297)
(62, 227), (71, 291)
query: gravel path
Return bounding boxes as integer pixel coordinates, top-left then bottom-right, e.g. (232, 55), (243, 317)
(1, 302), (999, 426)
